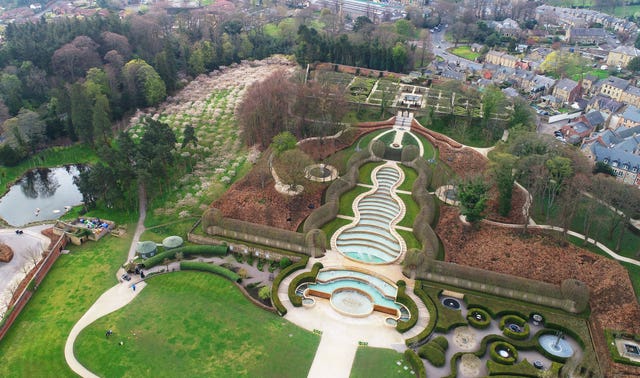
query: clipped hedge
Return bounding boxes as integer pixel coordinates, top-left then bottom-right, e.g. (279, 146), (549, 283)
(418, 341), (446, 367)
(404, 349), (426, 378)
(395, 281), (419, 333)
(179, 261), (240, 282)
(604, 330), (640, 367)
(500, 314), (530, 340)
(288, 262), (323, 307)
(432, 335), (449, 350)
(406, 283), (438, 347)
(489, 341), (518, 365)
(467, 307), (492, 329)
(271, 255), (309, 316)
(142, 245), (228, 268)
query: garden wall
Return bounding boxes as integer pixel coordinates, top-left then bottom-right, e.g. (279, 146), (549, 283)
(313, 63), (400, 79)
(416, 258), (583, 313)
(0, 230), (67, 341)
(201, 208), (325, 257)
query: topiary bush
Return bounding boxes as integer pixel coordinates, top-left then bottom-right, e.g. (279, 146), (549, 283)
(406, 283), (438, 347)
(418, 340), (446, 367)
(271, 256), (309, 316)
(142, 245), (228, 268)
(288, 262), (323, 307)
(467, 307), (492, 329)
(500, 314), (530, 340)
(489, 341), (518, 365)
(432, 335), (449, 350)
(395, 282), (419, 333)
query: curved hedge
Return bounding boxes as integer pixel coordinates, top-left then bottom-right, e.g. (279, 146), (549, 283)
(500, 314), (530, 340)
(489, 341), (518, 365)
(142, 245), (228, 268)
(179, 261), (240, 282)
(406, 283), (437, 347)
(432, 335), (449, 350)
(288, 262), (323, 307)
(418, 339), (447, 367)
(395, 281), (419, 333)
(404, 349), (426, 378)
(271, 255), (309, 316)
(467, 307), (492, 329)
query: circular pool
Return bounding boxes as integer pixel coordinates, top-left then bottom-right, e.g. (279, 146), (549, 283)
(330, 288), (374, 317)
(442, 297), (461, 310)
(539, 334), (574, 358)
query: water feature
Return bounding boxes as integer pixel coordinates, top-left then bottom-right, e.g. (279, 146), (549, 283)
(508, 324), (522, 333)
(0, 166), (85, 226)
(334, 165), (404, 264)
(330, 289), (374, 317)
(538, 333), (574, 358)
(442, 297), (461, 310)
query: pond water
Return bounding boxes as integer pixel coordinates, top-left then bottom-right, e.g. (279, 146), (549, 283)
(0, 166), (84, 226)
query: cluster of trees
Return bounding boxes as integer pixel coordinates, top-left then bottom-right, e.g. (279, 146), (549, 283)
(459, 129), (640, 251)
(0, 10), (291, 166)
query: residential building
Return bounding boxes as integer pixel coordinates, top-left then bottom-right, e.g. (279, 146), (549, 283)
(566, 27), (607, 45)
(560, 111), (605, 143)
(615, 105), (640, 129)
(586, 95), (625, 117)
(582, 125), (640, 186)
(484, 50), (519, 69)
(490, 18), (522, 38)
(581, 74), (600, 96)
(606, 46), (640, 68)
(599, 76), (630, 101)
(552, 78), (581, 104)
(620, 86), (640, 108)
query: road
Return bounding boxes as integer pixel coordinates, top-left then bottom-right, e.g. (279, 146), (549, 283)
(413, 26), (482, 71)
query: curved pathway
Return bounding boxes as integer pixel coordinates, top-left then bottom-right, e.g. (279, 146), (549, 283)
(64, 185), (148, 377)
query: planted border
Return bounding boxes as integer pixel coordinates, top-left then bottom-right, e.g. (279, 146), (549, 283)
(499, 314), (530, 340)
(466, 307), (491, 329)
(489, 340), (518, 365)
(142, 245), (228, 268)
(604, 330), (640, 367)
(406, 282), (438, 346)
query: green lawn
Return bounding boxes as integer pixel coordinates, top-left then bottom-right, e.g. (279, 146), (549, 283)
(398, 165), (418, 192)
(448, 46), (481, 61)
(75, 272), (320, 377)
(350, 346), (415, 378)
(571, 69), (609, 82)
(339, 185), (371, 217)
(397, 193), (419, 228)
(358, 161), (383, 185)
(0, 229), (133, 377)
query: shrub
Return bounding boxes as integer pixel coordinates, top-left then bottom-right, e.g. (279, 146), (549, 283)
(270, 256), (308, 315)
(418, 342), (446, 367)
(288, 262), (323, 307)
(142, 245), (228, 268)
(467, 307), (492, 329)
(279, 257), (292, 269)
(258, 285), (272, 300)
(489, 341), (518, 365)
(406, 283), (437, 346)
(404, 349), (426, 378)
(179, 261), (240, 282)
(500, 314), (530, 340)
(432, 335), (449, 350)
(395, 283), (419, 333)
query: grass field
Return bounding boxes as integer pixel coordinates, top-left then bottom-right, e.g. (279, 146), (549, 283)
(75, 272), (320, 377)
(571, 69), (609, 82)
(0, 228), (133, 377)
(350, 346), (415, 378)
(448, 46), (481, 61)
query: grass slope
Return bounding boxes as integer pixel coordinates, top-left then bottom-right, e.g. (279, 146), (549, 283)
(0, 229), (132, 377)
(350, 346), (415, 378)
(75, 272), (320, 377)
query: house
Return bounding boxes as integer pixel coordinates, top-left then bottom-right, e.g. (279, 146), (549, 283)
(582, 125), (640, 186)
(553, 78), (582, 104)
(606, 46), (640, 68)
(491, 18), (522, 38)
(586, 95), (625, 117)
(581, 74), (600, 96)
(566, 27), (607, 45)
(615, 105), (640, 129)
(470, 43), (484, 53)
(620, 86), (640, 108)
(599, 76), (630, 101)
(484, 50), (519, 69)
(560, 110), (605, 143)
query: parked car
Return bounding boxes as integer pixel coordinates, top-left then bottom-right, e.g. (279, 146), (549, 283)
(121, 274), (131, 281)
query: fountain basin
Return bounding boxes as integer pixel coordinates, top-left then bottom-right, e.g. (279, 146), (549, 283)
(538, 334), (574, 358)
(330, 288), (374, 317)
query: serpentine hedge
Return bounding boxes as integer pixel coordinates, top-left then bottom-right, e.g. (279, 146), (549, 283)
(271, 255), (309, 316)
(288, 262), (323, 307)
(141, 245), (228, 268)
(179, 261), (240, 282)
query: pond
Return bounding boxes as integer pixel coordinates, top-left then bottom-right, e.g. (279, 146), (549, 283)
(0, 165), (85, 226)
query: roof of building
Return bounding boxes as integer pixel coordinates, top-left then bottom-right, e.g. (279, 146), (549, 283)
(625, 86), (640, 97)
(621, 105), (640, 123)
(588, 95), (625, 113)
(584, 110), (605, 126)
(569, 27), (607, 37)
(610, 45), (640, 57)
(602, 76), (629, 90)
(555, 78), (579, 92)
(586, 125), (640, 172)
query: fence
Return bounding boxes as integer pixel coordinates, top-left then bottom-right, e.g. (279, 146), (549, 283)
(0, 231), (68, 341)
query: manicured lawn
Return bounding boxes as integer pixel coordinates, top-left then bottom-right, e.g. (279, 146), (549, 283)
(75, 272), (320, 377)
(350, 346), (415, 378)
(321, 217), (351, 243)
(339, 185), (371, 217)
(0, 228), (133, 377)
(398, 229), (421, 251)
(398, 165), (418, 192)
(358, 161), (383, 185)
(571, 69), (609, 82)
(139, 218), (200, 243)
(0, 144), (98, 196)
(397, 193), (419, 228)
(448, 46), (480, 61)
